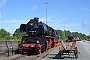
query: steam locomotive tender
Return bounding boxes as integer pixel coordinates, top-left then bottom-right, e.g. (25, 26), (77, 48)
(19, 17), (59, 54)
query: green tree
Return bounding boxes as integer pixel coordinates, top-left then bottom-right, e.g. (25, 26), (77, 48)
(0, 28), (10, 40)
(65, 30), (71, 40)
(13, 28), (27, 40)
(56, 29), (64, 40)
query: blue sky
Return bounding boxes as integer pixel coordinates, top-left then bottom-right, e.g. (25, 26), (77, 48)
(0, 0), (90, 35)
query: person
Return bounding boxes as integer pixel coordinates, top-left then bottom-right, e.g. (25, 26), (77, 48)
(68, 35), (71, 40)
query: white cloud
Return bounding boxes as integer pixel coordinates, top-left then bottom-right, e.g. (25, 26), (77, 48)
(39, 17), (81, 28)
(80, 6), (90, 12)
(0, 17), (52, 26)
(81, 20), (90, 29)
(0, 17), (87, 34)
(51, 19), (65, 26)
(83, 8), (90, 11)
(0, 19), (30, 27)
(63, 23), (80, 27)
(0, 0), (7, 18)
(39, 17), (52, 24)
(0, 0), (7, 9)
(33, 6), (38, 10)
(52, 23), (80, 28)
(0, 19), (29, 23)
(0, 12), (1, 17)
(0, 19), (30, 34)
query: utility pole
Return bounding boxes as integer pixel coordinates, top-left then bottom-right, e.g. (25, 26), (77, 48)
(63, 21), (65, 40)
(89, 29), (90, 40)
(44, 2), (50, 24)
(70, 27), (72, 36)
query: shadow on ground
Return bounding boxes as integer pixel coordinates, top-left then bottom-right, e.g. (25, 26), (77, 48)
(15, 49), (38, 56)
(48, 53), (76, 60)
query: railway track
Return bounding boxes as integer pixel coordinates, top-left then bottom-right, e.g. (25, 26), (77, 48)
(0, 46), (57, 60)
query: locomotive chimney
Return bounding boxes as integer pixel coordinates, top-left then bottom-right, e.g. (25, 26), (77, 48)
(34, 17), (39, 22)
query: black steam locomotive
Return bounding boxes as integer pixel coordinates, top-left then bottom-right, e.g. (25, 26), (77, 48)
(19, 17), (59, 54)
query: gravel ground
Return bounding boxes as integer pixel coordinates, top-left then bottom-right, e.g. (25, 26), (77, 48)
(37, 41), (90, 60)
(75, 41), (90, 60)
(39, 46), (60, 60)
(0, 41), (90, 60)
